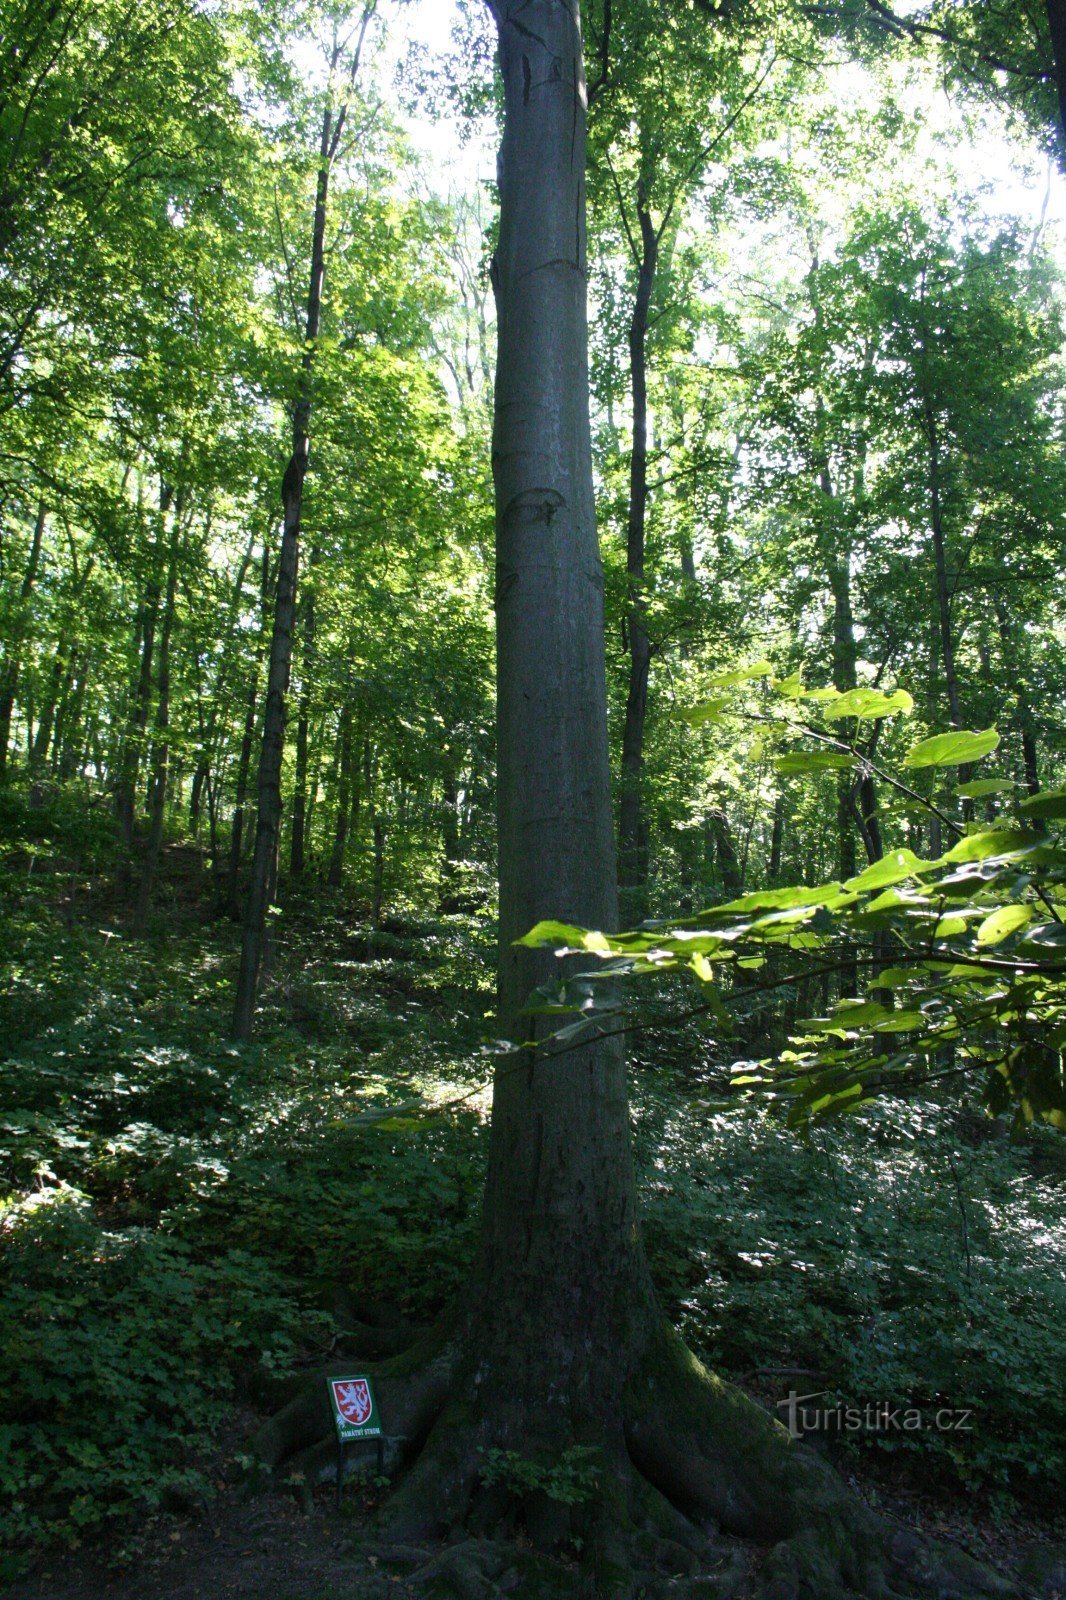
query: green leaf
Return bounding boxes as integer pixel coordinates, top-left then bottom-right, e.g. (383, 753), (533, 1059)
(874, 965), (931, 988)
(976, 904), (1033, 947)
(875, 1011), (925, 1032)
(678, 697), (730, 726)
(845, 849), (929, 893)
(1019, 788), (1066, 820)
(942, 829), (1042, 864)
(705, 659), (774, 688)
(776, 751), (858, 774)
(863, 887), (928, 914)
(821, 688), (914, 721)
(904, 728), (1000, 769)
(956, 778), (1015, 798)
(515, 921), (589, 949)
(812, 1001), (892, 1032)
(714, 883), (843, 914)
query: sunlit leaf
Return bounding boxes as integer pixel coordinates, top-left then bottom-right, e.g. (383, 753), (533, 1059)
(776, 751), (858, 774)
(956, 777), (1015, 799)
(705, 659), (774, 688)
(941, 829), (1042, 864)
(904, 728), (999, 769)
(822, 687), (913, 720)
(678, 697), (730, 726)
(976, 904), (1033, 947)
(515, 920), (590, 949)
(845, 849), (929, 893)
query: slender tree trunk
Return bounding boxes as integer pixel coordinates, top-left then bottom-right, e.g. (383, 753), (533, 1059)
(190, 526), (256, 835)
(226, 548), (271, 918)
(327, 702), (354, 888)
(226, 682), (258, 920)
(190, 761), (209, 830)
(0, 499), (46, 774)
(290, 548), (319, 876)
(923, 397), (962, 729)
(438, 765), (464, 911)
(49, 647), (80, 774)
(1046, 0), (1066, 155)
(57, 651), (91, 780)
(116, 489), (171, 850)
(371, 813), (385, 927)
(769, 792), (784, 880)
(30, 647), (64, 773)
(709, 807), (743, 899)
(808, 269), (859, 890)
(618, 185), (658, 922)
(134, 502), (183, 932)
(994, 593), (1041, 797)
(233, 104), (334, 1041)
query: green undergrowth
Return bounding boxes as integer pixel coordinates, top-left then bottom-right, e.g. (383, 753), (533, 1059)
(1, 805), (1063, 1565)
(636, 1087), (1065, 1509)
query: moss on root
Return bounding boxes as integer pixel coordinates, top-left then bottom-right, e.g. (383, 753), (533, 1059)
(248, 1314), (1022, 1600)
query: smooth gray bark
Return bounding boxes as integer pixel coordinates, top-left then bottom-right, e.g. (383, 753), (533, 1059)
(478, 0), (651, 1434)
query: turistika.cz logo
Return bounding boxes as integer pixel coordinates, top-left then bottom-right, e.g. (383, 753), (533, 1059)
(778, 1390), (974, 1441)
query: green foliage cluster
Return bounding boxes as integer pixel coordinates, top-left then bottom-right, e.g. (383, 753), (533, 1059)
(1, 0), (1065, 1575)
(523, 679), (1066, 1132)
(0, 815), (489, 1563)
(479, 1446), (605, 1507)
(637, 1094), (1065, 1504)
(0, 1190), (308, 1558)
(2, 795), (1062, 1561)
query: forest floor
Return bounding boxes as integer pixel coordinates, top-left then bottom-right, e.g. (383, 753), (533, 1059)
(6, 1418), (1061, 1600)
(2, 802), (1064, 1599)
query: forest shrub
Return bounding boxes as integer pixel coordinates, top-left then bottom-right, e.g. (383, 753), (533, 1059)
(638, 1093), (1066, 1501)
(0, 1183), (312, 1562)
(2, 893), (1062, 1559)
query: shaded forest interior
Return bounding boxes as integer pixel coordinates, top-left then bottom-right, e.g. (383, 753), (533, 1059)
(1, 0), (1065, 1597)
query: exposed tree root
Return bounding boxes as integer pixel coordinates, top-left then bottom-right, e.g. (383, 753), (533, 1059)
(248, 1319), (459, 1491)
(248, 1313), (1024, 1600)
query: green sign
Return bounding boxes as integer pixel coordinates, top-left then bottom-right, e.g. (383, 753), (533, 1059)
(327, 1375), (382, 1442)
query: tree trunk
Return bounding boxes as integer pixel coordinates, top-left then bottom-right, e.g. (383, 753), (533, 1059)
(769, 791), (784, 880)
(923, 396), (962, 729)
(57, 651), (91, 780)
(226, 678), (258, 921)
(327, 702), (355, 888)
(994, 592), (1042, 798)
(247, 12), (1012, 1594)
(0, 499), (46, 774)
(232, 102), (334, 1041)
(1046, 0), (1066, 155)
(290, 547), (319, 877)
(370, 812), (385, 927)
(29, 646), (64, 774)
(115, 489), (171, 851)
(225, 548), (271, 917)
(133, 501), (183, 932)
(618, 184), (658, 923)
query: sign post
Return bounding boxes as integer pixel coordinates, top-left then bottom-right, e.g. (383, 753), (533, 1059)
(326, 1375), (383, 1504)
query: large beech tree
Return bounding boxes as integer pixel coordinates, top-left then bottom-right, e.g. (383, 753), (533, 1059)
(248, 6), (1010, 1596)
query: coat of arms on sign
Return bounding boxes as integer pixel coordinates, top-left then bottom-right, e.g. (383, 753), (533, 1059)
(326, 1373), (382, 1442)
(332, 1378), (372, 1427)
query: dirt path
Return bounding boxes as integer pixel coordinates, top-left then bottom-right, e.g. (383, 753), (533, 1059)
(7, 1485), (406, 1600)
